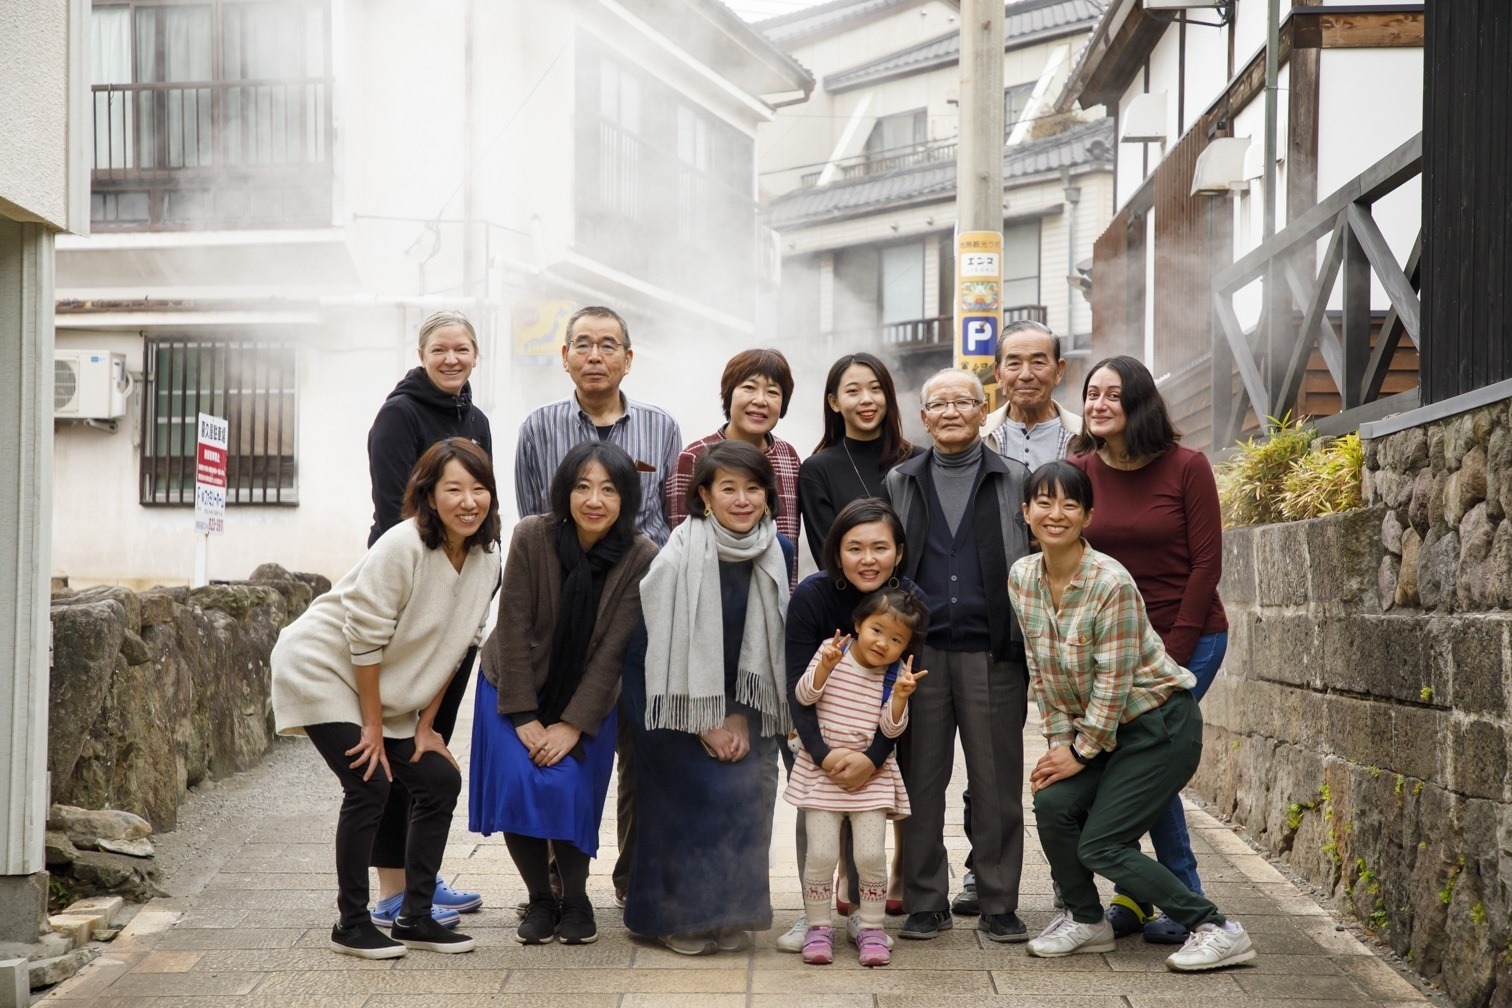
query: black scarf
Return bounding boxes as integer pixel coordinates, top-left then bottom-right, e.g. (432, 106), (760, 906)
(538, 519), (630, 726)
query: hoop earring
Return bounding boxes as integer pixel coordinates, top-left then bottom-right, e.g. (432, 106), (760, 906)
(763, 504), (771, 519)
(836, 577), (848, 590)
(887, 576), (900, 589)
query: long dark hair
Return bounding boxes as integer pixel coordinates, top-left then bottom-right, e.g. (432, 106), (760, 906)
(1068, 355), (1180, 459)
(547, 441), (641, 542)
(402, 437), (501, 552)
(813, 353), (913, 468)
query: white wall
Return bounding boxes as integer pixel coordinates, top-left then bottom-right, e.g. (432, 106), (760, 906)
(0, 0), (87, 230)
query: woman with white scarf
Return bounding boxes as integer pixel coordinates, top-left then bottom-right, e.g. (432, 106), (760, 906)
(622, 439), (795, 955)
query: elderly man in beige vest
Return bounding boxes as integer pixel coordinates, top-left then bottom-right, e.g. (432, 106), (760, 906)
(980, 320), (1083, 471)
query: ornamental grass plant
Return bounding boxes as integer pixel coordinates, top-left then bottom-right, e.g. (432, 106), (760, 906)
(1215, 414), (1364, 527)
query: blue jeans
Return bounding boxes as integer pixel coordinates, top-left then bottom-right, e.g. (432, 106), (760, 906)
(1117, 631), (1228, 901)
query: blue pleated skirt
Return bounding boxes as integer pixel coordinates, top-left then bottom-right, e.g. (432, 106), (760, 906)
(468, 672), (617, 856)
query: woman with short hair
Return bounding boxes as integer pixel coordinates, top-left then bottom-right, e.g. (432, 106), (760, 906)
(1011, 459), (1254, 971)
(664, 348), (801, 581)
(1068, 355), (1229, 944)
(471, 441), (658, 947)
(273, 438), (501, 960)
(624, 440), (795, 955)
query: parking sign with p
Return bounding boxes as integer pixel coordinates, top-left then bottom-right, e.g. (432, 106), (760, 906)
(961, 315), (998, 357)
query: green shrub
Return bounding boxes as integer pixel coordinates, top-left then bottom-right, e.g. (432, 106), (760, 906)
(1217, 414), (1317, 527)
(1279, 433), (1364, 520)
(1216, 415), (1364, 527)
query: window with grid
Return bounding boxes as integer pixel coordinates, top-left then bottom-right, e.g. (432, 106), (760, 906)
(140, 337), (298, 505)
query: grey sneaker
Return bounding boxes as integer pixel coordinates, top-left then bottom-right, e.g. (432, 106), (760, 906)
(1165, 922), (1256, 971)
(1026, 910), (1116, 958)
(898, 910), (952, 940)
(775, 913), (808, 952)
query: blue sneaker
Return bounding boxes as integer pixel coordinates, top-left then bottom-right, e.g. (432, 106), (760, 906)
(433, 874), (483, 913)
(371, 892), (460, 929)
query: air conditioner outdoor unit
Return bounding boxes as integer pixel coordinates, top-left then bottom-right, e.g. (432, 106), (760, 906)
(54, 351), (130, 422)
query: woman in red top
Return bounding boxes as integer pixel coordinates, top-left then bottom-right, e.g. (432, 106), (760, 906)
(1068, 355), (1228, 945)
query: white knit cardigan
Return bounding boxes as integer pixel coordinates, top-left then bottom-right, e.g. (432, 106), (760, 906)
(272, 519), (500, 738)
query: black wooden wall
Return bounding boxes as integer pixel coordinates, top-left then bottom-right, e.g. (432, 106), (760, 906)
(1421, 2), (1512, 404)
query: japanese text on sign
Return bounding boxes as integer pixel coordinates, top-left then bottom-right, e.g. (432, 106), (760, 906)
(195, 412), (228, 537)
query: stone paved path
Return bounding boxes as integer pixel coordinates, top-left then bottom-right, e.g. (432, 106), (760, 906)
(41, 677), (1435, 1008)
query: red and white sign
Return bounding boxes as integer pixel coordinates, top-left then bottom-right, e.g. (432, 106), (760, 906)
(194, 413), (228, 536)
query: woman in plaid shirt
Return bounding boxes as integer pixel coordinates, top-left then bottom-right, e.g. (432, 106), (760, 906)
(1007, 460), (1257, 972)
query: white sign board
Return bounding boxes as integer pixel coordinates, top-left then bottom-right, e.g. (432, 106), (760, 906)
(194, 412), (228, 536)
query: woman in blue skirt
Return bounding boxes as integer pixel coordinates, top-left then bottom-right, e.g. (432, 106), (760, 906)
(471, 441), (657, 946)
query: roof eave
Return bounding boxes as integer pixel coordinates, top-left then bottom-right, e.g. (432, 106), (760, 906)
(1057, 0), (1164, 111)
(826, 18), (1100, 94)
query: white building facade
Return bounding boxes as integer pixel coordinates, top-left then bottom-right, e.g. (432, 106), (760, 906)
(53, 0), (810, 588)
(755, 0), (1115, 407)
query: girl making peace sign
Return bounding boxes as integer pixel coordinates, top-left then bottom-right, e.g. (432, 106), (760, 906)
(783, 589), (929, 967)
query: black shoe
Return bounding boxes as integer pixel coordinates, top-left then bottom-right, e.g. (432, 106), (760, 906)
(329, 920), (406, 959)
(898, 910), (953, 940)
(516, 895), (561, 945)
(979, 912), (1029, 943)
(390, 914), (475, 953)
(557, 895), (598, 945)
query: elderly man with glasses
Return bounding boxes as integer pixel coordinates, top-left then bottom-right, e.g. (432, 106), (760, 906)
(513, 304), (682, 908)
(953, 319), (1083, 918)
(883, 368), (1032, 944)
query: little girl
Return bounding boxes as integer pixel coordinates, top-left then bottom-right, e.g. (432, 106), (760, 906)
(783, 588), (928, 967)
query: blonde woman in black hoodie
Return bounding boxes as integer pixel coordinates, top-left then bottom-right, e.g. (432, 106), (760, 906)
(364, 309), (493, 928)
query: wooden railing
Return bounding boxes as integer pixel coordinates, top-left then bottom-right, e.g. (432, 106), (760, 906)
(91, 78), (334, 228)
(1211, 133), (1423, 442)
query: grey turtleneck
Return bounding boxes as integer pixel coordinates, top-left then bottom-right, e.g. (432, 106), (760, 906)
(930, 438), (984, 535)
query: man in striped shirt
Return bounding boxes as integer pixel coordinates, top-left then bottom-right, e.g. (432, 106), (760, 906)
(513, 305), (682, 545)
(512, 304), (682, 907)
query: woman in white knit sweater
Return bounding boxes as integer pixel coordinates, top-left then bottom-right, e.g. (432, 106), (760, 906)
(273, 437), (502, 961)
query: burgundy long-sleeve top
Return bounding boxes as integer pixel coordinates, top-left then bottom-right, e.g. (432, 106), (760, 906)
(1069, 446), (1228, 666)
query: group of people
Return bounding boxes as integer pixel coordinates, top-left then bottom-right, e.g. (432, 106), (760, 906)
(269, 303), (1256, 974)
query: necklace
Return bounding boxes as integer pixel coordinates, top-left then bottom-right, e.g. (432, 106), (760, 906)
(841, 438), (875, 499)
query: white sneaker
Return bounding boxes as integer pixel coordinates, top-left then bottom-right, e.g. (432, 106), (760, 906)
(775, 913), (808, 953)
(845, 911), (894, 948)
(1165, 922), (1256, 971)
(1026, 910), (1117, 958)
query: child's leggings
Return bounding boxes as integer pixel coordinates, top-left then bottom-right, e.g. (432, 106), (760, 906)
(802, 808), (889, 930)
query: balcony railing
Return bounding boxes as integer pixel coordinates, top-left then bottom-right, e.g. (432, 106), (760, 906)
(832, 305), (1049, 350)
(91, 78), (334, 230)
(799, 140), (958, 188)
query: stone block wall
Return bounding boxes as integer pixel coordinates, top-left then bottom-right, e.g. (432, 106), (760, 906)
(47, 564), (329, 832)
(1192, 397), (1512, 1008)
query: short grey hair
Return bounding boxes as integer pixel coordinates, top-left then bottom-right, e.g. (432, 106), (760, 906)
(994, 319), (1060, 365)
(417, 309), (479, 354)
(920, 368), (986, 406)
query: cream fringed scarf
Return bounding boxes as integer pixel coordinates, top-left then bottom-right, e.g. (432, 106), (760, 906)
(640, 515), (791, 738)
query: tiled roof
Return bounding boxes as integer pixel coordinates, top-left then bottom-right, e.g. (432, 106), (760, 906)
(825, 0), (1106, 92)
(756, 0), (925, 48)
(767, 116), (1113, 230)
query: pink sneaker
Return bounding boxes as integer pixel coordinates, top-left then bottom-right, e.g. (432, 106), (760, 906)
(856, 928), (891, 967)
(801, 925), (834, 964)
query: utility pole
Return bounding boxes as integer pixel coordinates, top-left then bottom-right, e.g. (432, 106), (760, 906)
(954, 0), (1006, 391)
(1261, 0), (1282, 421)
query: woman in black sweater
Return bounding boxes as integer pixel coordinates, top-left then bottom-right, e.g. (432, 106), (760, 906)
(776, 499), (927, 952)
(798, 353), (921, 563)
(365, 309), (492, 927)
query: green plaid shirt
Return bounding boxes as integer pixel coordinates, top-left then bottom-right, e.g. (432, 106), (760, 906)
(1009, 543), (1196, 761)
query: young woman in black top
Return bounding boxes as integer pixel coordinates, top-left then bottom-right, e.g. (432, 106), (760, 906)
(798, 353), (921, 563)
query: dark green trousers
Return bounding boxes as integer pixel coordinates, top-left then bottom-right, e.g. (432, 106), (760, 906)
(1031, 690), (1224, 930)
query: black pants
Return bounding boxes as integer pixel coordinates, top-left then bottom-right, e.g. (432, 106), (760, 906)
(306, 722), (461, 926)
(370, 654), (471, 868)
